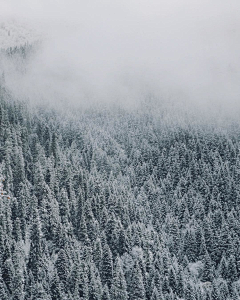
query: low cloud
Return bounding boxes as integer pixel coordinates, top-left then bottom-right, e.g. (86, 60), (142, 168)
(1, 0), (240, 117)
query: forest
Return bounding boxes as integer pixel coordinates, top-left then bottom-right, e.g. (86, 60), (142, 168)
(1, 46), (240, 300)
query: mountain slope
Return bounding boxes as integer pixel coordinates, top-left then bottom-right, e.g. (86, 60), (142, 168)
(1, 64), (240, 299)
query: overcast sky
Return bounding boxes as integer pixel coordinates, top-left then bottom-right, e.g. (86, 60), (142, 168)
(1, 0), (240, 115)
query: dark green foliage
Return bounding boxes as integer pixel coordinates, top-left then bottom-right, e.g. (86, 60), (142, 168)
(168, 266), (177, 293)
(102, 285), (111, 300)
(0, 270), (9, 300)
(55, 249), (69, 286)
(150, 286), (159, 300)
(101, 243), (113, 288)
(129, 261), (146, 300)
(1, 76), (240, 300)
(110, 257), (128, 300)
(2, 258), (14, 293)
(50, 272), (64, 300)
(27, 215), (43, 281)
(201, 252), (214, 282)
(227, 255), (238, 282)
(184, 283), (196, 300)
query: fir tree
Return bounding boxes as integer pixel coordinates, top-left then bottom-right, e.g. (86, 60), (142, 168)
(110, 256), (128, 300)
(101, 284), (110, 300)
(150, 286), (159, 300)
(50, 272), (64, 300)
(55, 249), (69, 286)
(27, 214), (43, 281)
(0, 270), (9, 300)
(129, 261), (145, 300)
(201, 252), (213, 282)
(101, 243), (113, 288)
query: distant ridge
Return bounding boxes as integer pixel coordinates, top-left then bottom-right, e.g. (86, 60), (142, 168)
(0, 17), (41, 49)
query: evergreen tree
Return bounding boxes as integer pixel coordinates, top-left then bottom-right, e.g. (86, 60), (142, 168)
(58, 188), (70, 223)
(211, 280), (220, 300)
(227, 255), (238, 282)
(2, 76), (240, 300)
(101, 243), (113, 288)
(176, 269), (184, 298)
(93, 238), (103, 271)
(201, 252), (213, 282)
(89, 265), (102, 300)
(78, 211), (90, 246)
(110, 256), (128, 300)
(184, 283), (196, 300)
(27, 214), (43, 281)
(218, 255), (228, 280)
(150, 286), (159, 300)
(50, 272), (64, 300)
(168, 266), (177, 293)
(12, 267), (24, 300)
(0, 270), (9, 300)
(129, 261), (145, 300)
(55, 249), (69, 286)
(2, 258), (14, 294)
(101, 284), (110, 300)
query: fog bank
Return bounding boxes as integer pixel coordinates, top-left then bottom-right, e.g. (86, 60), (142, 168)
(1, 0), (240, 117)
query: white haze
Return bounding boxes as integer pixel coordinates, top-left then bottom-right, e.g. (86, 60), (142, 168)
(1, 0), (240, 119)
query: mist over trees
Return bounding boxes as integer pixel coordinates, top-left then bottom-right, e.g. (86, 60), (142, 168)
(1, 45), (240, 300)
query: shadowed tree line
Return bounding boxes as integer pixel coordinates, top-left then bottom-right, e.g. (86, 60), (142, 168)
(1, 58), (240, 299)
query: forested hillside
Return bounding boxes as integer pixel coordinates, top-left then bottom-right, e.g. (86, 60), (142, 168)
(1, 47), (240, 300)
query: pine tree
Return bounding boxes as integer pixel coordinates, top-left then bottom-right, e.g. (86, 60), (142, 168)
(11, 266), (24, 300)
(51, 132), (60, 165)
(12, 146), (25, 196)
(110, 256), (128, 300)
(150, 286), (159, 300)
(78, 261), (89, 299)
(78, 211), (90, 246)
(153, 270), (162, 296)
(17, 184), (27, 239)
(129, 261), (145, 300)
(0, 270), (9, 300)
(55, 249), (69, 286)
(227, 255), (238, 282)
(24, 271), (35, 300)
(118, 227), (130, 256)
(201, 252), (213, 282)
(4, 75), (240, 300)
(101, 284), (110, 300)
(218, 280), (229, 300)
(68, 261), (81, 294)
(51, 272), (64, 300)
(218, 255), (228, 280)
(89, 265), (102, 300)
(184, 283), (196, 300)
(101, 243), (113, 288)
(168, 266), (177, 293)
(176, 269), (184, 298)
(33, 162), (48, 207)
(211, 280), (220, 300)
(12, 218), (22, 242)
(105, 212), (117, 248)
(93, 238), (103, 271)
(183, 229), (197, 262)
(58, 188), (70, 223)
(27, 214), (43, 281)
(33, 282), (51, 300)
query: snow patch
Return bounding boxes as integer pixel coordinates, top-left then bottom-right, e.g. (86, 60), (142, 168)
(188, 260), (203, 277)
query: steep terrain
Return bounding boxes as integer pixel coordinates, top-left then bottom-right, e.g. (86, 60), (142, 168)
(1, 45), (240, 300)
